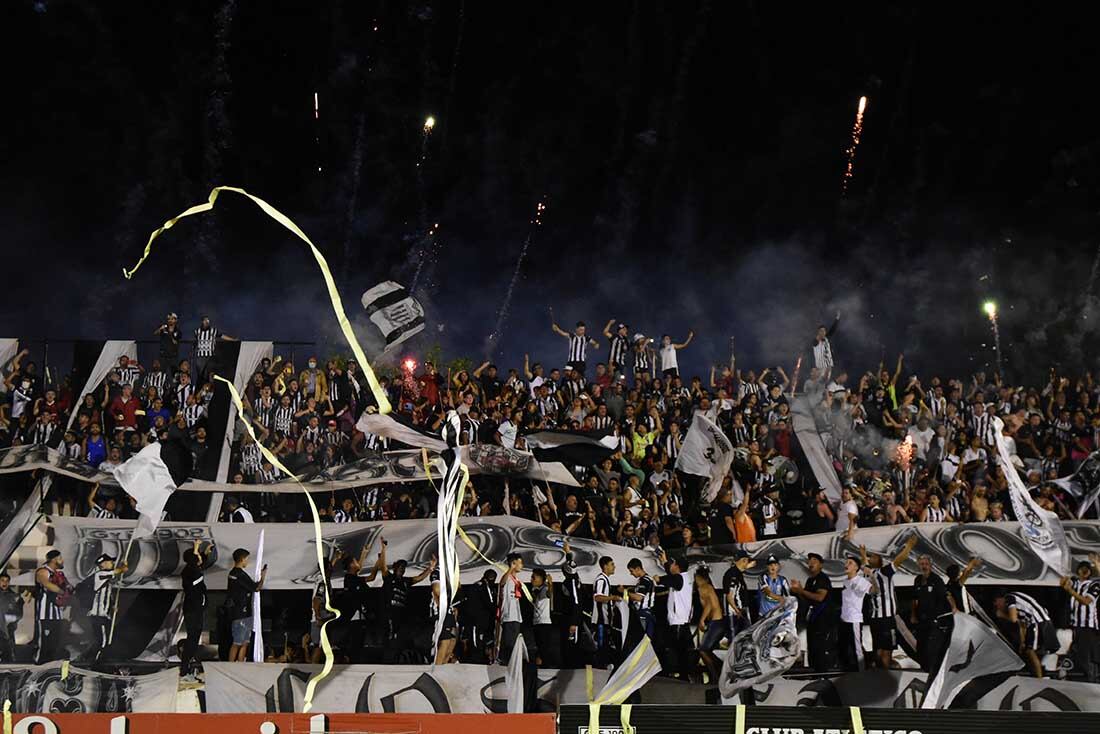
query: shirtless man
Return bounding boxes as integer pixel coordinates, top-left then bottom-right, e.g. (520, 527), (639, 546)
(695, 566), (725, 681)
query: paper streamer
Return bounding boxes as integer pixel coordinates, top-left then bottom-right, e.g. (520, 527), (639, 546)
(850, 706), (865, 734)
(588, 703), (600, 734)
(594, 635), (660, 705)
(213, 376), (337, 712)
(2, 699), (10, 734)
(60, 659), (69, 680)
(123, 186), (391, 415)
(586, 665), (594, 702)
(620, 704), (634, 734)
(735, 704), (746, 734)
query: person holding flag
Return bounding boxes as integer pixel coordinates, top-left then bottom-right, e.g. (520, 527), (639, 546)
(226, 547), (267, 662)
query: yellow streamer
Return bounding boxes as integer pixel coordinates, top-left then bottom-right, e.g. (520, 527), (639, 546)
(588, 702), (600, 734)
(60, 659), (69, 680)
(585, 665), (594, 702)
(123, 186), (391, 415)
(595, 637), (660, 705)
(849, 706), (865, 734)
(620, 704), (634, 734)
(214, 376), (338, 712)
(2, 699), (10, 734)
(734, 704), (745, 734)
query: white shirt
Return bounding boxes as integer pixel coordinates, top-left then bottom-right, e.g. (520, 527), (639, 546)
(528, 376), (546, 399)
(961, 447), (986, 467)
(659, 344), (678, 372)
(835, 500), (858, 534)
(667, 571), (693, 625)
(940, 453), (960, 482)
(497, 420), (518, 449)
(841, 574), (872, 623)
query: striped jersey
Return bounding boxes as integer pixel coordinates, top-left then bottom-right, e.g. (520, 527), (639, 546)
(35, 567), (64, 621)
(88, 503), (117, 520)
(252, 397), (275, 428)
(118, 364), (142, 387)
(273, 405), (294, 434)
(240, 442), (262, 474)
(1007, 591), (1051, 627)
(631, 575), (655, 611)
(1070, 578), (1099, 629)
(532, 583), (552, 625)
(592, 572), (612, 624)
(333, 509), (354, 523)
(567, 334), (587, 363)
(609, 334), (629, 367)
(925, 506), (947, 523)
(89, 570), (115, 618)
(869, 563), (897, 619)
(144, 370), (168, 397)
(194, 327), (218, 357)
(183, 403), (205, 427)
(633, 346), (650, 372)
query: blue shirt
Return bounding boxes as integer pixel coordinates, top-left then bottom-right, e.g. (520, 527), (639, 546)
(758, 573), (790, 617)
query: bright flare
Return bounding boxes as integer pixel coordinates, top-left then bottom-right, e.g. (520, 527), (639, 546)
(984, 301), (997, 317)
(841, 96), (868, 195)
(403, 358), (417, 373)
(424, 116), (436, 130)
(858, 95), (867, 114)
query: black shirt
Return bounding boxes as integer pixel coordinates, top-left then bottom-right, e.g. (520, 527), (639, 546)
(722, 566), (749, 620)
(802, 571), (833, 624)
(709, 502), (735, 545)
(382, 574), (411, 614)
(227, 566), (259, 619)
(160, 326), (182, 362)
(913, 572), (951, 625)
(182, 564), (206, 613)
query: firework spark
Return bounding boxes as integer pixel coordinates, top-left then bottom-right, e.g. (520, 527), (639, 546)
(984, 301), (1003, 377)
(841, 95), (867, 195)
(410, 116), (439, 292)
(485, 197), (548, 356)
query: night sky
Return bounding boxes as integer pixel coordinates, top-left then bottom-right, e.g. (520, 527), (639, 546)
(2, 1), (1098, 383)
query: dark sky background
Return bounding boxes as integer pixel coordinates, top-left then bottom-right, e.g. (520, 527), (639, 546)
(2, 1), (1099, 383)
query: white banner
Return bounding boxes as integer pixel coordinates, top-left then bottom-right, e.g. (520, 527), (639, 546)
(217, 341), (274, 483)
(921, 611), (1022, 708)
(252, 528), (265, 663)
(34, 515), (663, 589)
(67, 340), (137, 429)
(0, 338), (17, 372)
(791, 396), (843, 503)
(675, 412), (734, 503)
(204, 661), (604, 713)
(0, 662), (178, 713)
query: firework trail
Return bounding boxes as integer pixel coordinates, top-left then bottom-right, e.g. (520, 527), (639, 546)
(313, 91), (322, 173)
(984, 301), (1003, 378)
(197, 0), (237, 267)
(410, 116), (437, 293)
(841, 95), (867, 196)
(485, 199), (547, 357)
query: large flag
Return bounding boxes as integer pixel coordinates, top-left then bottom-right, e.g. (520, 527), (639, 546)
(675, 412), (734, 503)
(1051, 451), (1100, 517)
(718, 597), (801, 699)
(356, 411), (447, 451)
(111, 440), (193, 538)
(433, 411), (467, 657)
(521, 430), (619, 465)
(991, 417), (1072, 575)
(361, 281), (425, 352)
(251, 529), (265, 663)
(593, 635), (662, 704)
(921, 612), (1022, 709)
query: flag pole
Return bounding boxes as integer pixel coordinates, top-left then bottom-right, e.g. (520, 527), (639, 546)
(107, 532), (137, 646)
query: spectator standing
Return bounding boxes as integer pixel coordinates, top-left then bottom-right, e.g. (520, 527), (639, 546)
(791, 552), (834, 673)
(758, 555), (790, 618)
(838, 556), (877, 672)
(180, 540), (212, 681)
(0, 572), (29, 663)
(911, 554), (955, 674)
(226, 547), (266, 662)
(1062, 560), (1099, 682)
(155, 313), (182, 377)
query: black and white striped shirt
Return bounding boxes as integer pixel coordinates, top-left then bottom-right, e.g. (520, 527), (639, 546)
(144, 370), (168, 397)
(194, 327), (218, 357)
(609, 334), (629, 367)
(273, 405), (294, 435)
(323, 429), (345, 448)
(175, 383), (195, 410)
(925, 506), (947, 523)
(633, 347), (650, 372)
(945, 494), (965, 522)
(253, 398), (275, 428)
(461, 419), (480, 445)
(631, 575), (655, 611)
(240, 442), (262, 475)
(333, 509), (354, 523)
(568, 334), (587, 363)
(592, 573), (612, 625)
(88, 503), (118, 520)
(363, 432), (388, 453)
(89, 570), (116, 618)
(301, 425), (321, 445)
(183, 403), (205, 427)
(1007, 591), (1051, 627)
(592, 415), (613, 431)
(119, 365), (142, 387)
(1070, 579), (1099, 629)
(663, 433), (680, 460)
(30, 422), (57, 446)
(729, 424), (750, 447)
(870, 564), (897, 619)
(35, 567), (64, 621)
(360, 487), (383, 519)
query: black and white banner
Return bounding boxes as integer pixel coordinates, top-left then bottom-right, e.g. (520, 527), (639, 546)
(1052, 451), (1100, 517)
(718, 597), (800, 699)
(675, 412), (734, 503)
(0, 443), (580, 493)
(66, 340), (137, 429)
(204, 661), (605, 713)
(0, 662), (178, 713)
(31, 515), (661, 589)
(791, 396), (843, 502)
(921, 611), (1022, 708)
(361, 281), (425, 351)
(521, 430), (619, 466)
(0, 475), (46, 566)
(743, 669), (1100, 712)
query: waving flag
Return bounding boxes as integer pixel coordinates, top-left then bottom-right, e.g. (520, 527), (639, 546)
(112, 439), (193, 538)
(991, 417), (1072, 575)
(676, 412), (734, 503)
(361, 281), (425, 352)
(718, 597), (801, 699)
(921, 612), (1022, 708)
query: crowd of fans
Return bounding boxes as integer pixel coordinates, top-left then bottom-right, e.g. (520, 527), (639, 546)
(3, 314), (1099, 683)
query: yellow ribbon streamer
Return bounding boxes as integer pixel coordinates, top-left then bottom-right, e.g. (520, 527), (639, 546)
(2, 699), (11, 734)
(734, 704), (745, 734)
(214, 376), (338, 712)
(588, 702), (600, 734)
(60, 659), (69, 680)
(849, 706), (865, 734)
(620, 703), (634, 734)
(123, 186), (391, 415)
(585, 665), (594, 702)
(594, 636), (659, 705)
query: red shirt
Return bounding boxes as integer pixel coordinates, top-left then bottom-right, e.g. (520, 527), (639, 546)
(109, 395), (140, 429)
(774, 429), (792, 458)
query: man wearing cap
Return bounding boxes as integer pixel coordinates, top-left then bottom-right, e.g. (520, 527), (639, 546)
(603, 320), (631, 376)
(790, 552), (834, 672)
(81, 552), (129, 662)
(34, 549), (72, 664)
(861, 536), (918, 669)
(757, 555), (790, 618)
(656, 550), (694, 679)
(722, 551), (755, 639)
